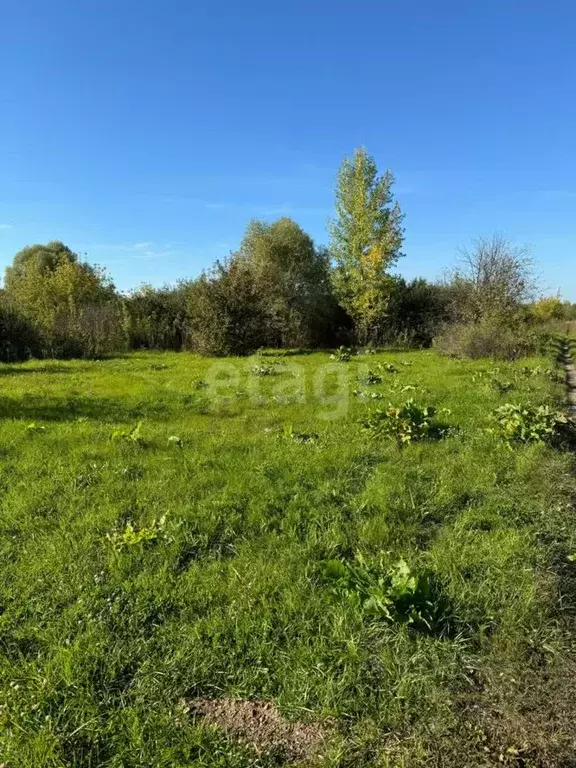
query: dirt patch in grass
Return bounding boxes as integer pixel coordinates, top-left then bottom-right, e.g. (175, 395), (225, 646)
(484, 646), (576, 765)
(188, 698), (328, 762)
(448, 646), (576, 767)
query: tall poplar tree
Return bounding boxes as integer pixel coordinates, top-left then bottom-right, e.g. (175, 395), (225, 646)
(329, 147), (404, 342)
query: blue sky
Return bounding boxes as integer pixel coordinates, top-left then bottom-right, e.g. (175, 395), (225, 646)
(1, 0), (575, 298)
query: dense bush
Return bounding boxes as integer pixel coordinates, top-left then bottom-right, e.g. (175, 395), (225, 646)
(0, 154), (564, 362)
(3, 241), (120, 358)
(124, 284), (188, 350)
(433, 318), (544, 361)
(237, 218), (336, 348)
(0, 224), (564, 362)
(71, 302), (129, 358)
(0, 297), (43, 362)
(428, 234), (551, 360)
(0, 293), (127, 361)
(447, 234), (536, 323)
(184, 218), (343, 356)
(185, 258), (268, 356)
(385, 278), (451, 347)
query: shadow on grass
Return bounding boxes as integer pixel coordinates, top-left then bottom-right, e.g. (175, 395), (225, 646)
(256, 348), (316, 357)
(555, 421), (576, 451)
(0, 393), (207, 423)
(0, 364), (94, 376)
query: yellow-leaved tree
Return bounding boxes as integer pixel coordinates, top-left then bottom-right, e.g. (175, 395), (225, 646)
(329, 147), (404, 344)
(4, 241), (118, 357)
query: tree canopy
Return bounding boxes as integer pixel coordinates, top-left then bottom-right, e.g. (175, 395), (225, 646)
(5, 241), (78, 290)
(329, 147), (404, 343)
(238, 217), (333, 347)
(3, 242), (117, 356)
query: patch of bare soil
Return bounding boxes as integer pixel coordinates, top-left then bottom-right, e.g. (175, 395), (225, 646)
(474, 650), (576, 766)
(187, 698), (328, 763)
(436, 638), (576, 768)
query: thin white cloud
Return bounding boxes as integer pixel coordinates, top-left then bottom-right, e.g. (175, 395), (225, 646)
(81, 242), (177, 260)
(136, 248), (173, 260)
(0, 224), (13, 231)
(202, 200), (331, 217)
(85, 242), (155, 253)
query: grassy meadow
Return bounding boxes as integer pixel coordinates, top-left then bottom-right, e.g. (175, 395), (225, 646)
(1, 349), (576, 767)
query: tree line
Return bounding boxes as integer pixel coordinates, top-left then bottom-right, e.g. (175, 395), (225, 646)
(1, 148), (573, 362)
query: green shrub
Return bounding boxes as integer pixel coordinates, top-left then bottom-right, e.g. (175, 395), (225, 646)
(491, 403), (567, 444)
(124, 284), (188, 351)
(106, 515), (167, 552)
(282, 424), (318, 444)
(251, 362), (280, 376)
(362, 399), (438, 444)
(25, 422), (46, 434)
(384, 277), (452, 347)
(111, 421), (148, 447)
(362, 368), (383, 385)
(491, 377), (515, 395)
(321, 554), (450, 632)
(0, 300), (43, 362)
(330, 345), (353, 362)
(354, 389), (385, 400)
(518, 365), (563, 383)
(434, 319), (539, 360)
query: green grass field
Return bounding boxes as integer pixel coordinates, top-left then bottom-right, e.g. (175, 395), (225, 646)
(1, 350), (575, 767)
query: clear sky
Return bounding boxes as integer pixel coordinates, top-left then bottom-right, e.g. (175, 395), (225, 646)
(1, 0), (575, 298)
